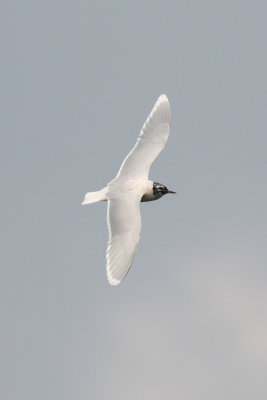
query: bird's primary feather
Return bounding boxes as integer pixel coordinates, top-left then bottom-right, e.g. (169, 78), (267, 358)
(106, 193), (142, 285)
(115, 94), (171, 180)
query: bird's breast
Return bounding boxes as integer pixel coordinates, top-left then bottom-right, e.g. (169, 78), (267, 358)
(106, 178), (154, 201)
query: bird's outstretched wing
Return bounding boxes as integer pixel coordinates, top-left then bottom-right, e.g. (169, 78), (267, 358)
(106, 193), (142, 286)
(115, 94), (171, 180)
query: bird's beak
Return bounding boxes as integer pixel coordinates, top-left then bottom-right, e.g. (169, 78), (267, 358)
(167, 190), (176, 194)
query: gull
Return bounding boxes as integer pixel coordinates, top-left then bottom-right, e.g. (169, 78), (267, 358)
(82, 94), (175, 286)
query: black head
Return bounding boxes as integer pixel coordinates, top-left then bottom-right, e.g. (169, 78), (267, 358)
(153, 182), (176, 197)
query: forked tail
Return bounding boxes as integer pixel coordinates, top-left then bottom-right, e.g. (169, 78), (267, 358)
(81, 189), (107, 205)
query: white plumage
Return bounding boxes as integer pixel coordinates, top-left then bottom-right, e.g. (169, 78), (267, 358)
(115, 95), (171, 179)
(82, 95), (174, 286)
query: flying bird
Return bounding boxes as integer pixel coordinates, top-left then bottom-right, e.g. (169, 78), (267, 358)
(82, 94), (175, 285)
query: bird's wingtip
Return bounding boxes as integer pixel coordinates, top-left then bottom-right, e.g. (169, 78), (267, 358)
(108, 277), (121, 286)
(158, 94), (169, 102)
(107, 271), (121, 286)
(156, 94), (170, 107)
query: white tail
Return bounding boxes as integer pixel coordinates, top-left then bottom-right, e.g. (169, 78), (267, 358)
(81, 189), (107, 205)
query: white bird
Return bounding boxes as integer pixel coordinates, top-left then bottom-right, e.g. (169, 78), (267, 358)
(82, 94), (175, 286)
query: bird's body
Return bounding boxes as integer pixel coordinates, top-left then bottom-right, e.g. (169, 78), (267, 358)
(82, 95), (175, 285)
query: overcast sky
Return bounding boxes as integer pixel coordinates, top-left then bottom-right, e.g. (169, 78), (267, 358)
(2, 1), (267, 399)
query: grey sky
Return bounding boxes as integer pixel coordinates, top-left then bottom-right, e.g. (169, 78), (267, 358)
(2, 1), (267, 399)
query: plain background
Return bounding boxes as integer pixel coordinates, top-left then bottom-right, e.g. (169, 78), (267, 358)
(2, 1), (267, 399)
